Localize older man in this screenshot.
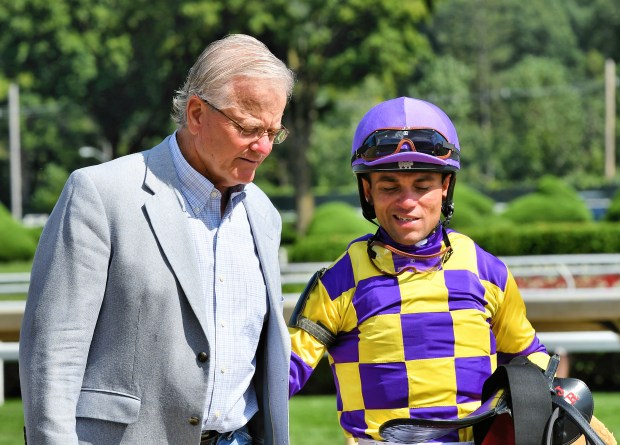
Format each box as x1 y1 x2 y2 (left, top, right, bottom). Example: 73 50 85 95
20 34 295 445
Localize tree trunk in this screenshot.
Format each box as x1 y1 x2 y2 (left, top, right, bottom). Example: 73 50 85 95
288 79 318 236
290 111 315 236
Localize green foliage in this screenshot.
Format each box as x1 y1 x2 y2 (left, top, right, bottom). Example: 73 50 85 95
449 183 496 230
536 175 579 197
288 233 360 262
500 176 592 224
463 222 620 256
0 203 37 262
29 163 69 213
306 202 374 236
307 80 384 193
0 260 33 273
0 0 436 225
502 195 590 224
281 220 298 246
493 57 587 182
288 202 374 262
603 188 620 222
0 398 25 445
2 0 620 228
427 0 606 188
290 395 343 444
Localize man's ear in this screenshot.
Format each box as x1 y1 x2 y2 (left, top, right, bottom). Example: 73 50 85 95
361 176 372 204
186 96 206 135
442 173 452 199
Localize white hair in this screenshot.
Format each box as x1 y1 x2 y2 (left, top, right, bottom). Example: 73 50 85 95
171 34 295 128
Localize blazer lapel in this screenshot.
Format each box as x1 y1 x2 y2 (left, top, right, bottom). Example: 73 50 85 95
141 139 210 338
243 190 280 312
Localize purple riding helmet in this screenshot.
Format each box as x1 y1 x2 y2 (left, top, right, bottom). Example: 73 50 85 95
351 97 461 224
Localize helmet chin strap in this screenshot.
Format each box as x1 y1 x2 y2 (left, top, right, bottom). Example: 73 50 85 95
368 223 453 265
442 202 454 226
441 173 457 226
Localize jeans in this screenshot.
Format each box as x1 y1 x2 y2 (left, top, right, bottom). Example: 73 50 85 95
216 427 252 445
201 426 252 445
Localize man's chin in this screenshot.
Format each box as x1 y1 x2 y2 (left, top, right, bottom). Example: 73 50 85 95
232 171 257 185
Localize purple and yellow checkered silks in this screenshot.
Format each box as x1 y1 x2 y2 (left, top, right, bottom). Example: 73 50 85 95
289 230 549 442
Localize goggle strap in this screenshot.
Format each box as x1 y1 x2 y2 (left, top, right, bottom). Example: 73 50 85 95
371 240 452 260
366 226 454 265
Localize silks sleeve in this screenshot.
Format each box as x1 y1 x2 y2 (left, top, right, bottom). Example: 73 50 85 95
492 270 550 370
288 267 343 396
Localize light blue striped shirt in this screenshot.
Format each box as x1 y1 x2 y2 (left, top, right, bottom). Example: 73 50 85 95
169 133 267 432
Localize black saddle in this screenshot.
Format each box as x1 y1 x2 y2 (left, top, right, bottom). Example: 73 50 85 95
379 355 605 445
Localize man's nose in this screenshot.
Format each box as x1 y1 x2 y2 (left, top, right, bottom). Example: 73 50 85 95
398 190 419 207
250 134 273 155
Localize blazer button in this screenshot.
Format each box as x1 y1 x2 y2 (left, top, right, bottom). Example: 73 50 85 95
197 352 209 362
188 416 200 426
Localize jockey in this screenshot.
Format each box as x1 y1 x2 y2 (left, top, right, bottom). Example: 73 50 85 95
288 97 550 444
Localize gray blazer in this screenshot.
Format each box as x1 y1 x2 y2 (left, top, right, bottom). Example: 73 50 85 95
19 137 291 445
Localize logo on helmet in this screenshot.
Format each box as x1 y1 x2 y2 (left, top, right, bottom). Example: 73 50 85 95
398 161 414 169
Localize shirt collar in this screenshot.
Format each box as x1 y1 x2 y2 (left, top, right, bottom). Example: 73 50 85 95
169 131 245 210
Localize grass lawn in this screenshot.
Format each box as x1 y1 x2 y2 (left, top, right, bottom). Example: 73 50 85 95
0 262 32 273
591 392 620 434
290 395 344 443
0 393 617 444
0 399 24 445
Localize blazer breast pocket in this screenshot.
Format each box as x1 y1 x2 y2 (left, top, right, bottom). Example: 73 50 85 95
76 388 142 424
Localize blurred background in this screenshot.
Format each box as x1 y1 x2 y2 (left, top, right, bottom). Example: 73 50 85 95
1 0 620 443
1 0 620 232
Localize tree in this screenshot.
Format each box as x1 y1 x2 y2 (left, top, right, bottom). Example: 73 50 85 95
5 0 615 224
0 0 435 232
0 0 190 211
207 0 435 233
425 0 607 187
492 56 589 181
571 0 620 61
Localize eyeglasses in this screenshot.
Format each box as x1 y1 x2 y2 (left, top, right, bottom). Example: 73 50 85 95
366 228 453 276
352 128 458 162
200 97 289 144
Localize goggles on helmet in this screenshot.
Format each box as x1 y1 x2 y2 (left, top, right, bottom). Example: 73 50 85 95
351 128 459 164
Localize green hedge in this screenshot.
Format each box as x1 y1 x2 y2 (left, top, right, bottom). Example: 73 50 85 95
289 233 364 262
290 221 620 262
288 202 375 262
604 188 620 222
464 222 620 256
449 183 497 230
288 181 620 261
500 175 592 224
0 204 38 262
306 201 375 236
